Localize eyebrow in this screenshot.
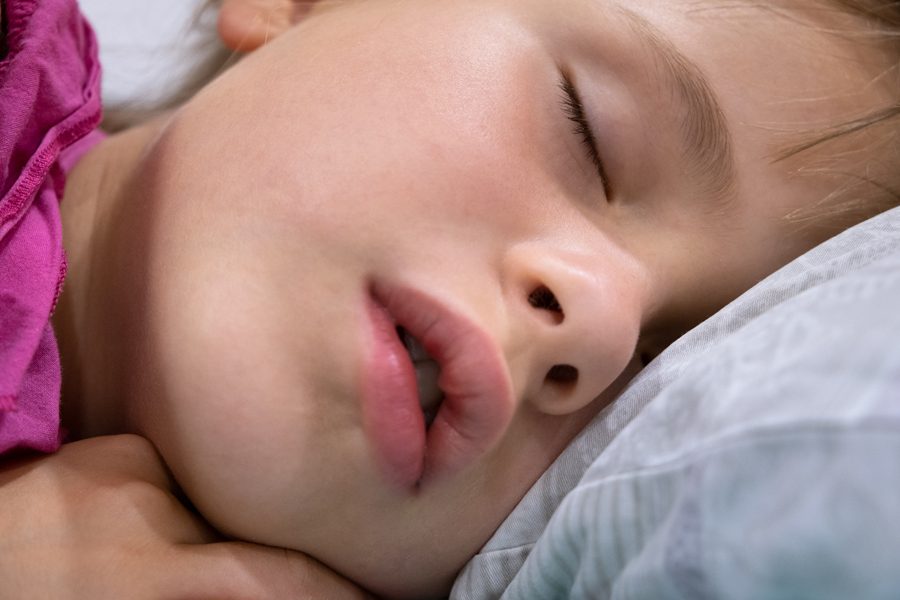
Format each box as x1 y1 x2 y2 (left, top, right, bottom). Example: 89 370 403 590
617 8 737 201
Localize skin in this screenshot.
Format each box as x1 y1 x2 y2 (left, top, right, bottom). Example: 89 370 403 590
52 0 894 597
0 435 371 599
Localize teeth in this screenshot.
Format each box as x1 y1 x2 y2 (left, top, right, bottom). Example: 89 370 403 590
398 328 445 425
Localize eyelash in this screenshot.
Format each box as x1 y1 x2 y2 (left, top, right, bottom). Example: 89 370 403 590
559 74 612 198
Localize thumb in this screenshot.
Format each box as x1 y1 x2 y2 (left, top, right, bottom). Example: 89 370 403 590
172 541 374 599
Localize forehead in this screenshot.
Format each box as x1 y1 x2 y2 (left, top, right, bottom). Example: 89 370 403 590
618 1 892 129
593 1 890 185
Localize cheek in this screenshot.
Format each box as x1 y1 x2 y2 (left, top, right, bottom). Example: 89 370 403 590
190 4 555 238
125 246 373 537
140 353 373 547
477 403 598 515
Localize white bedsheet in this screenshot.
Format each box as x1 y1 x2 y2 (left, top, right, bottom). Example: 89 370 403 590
454 207 900 599
79 0 210 108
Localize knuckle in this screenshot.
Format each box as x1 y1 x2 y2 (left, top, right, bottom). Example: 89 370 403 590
110 434 160 462
121 478 168 504
99 434 166 478
61 433 158 467
89 478 174 521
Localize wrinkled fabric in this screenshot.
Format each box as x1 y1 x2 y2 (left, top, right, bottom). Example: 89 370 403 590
502 210 900 600
0 0 102 454
451 206 900 599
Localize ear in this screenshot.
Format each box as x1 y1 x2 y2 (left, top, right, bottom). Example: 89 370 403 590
217 0 315 52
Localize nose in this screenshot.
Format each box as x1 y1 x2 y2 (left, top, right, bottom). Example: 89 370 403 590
502 242 645 416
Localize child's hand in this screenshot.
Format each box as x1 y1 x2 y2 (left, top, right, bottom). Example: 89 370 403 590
0 435 372 599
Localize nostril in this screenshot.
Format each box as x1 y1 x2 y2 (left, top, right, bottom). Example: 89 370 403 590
528 286 564 320
546 364 579 386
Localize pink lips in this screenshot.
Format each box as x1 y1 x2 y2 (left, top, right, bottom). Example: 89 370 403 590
361 282 515 491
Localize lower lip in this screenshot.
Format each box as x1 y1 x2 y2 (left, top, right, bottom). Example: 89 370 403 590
360 295 426 490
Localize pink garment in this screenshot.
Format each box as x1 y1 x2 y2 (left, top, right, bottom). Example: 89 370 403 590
0 0 102 454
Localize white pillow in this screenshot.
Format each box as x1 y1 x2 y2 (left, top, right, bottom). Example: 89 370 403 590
79 0 213 109
452 206 900 599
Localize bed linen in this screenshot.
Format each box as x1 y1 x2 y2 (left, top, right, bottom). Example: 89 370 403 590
78 0 210 109
453 206 900 599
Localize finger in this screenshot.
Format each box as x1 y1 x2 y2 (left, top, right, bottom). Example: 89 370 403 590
55 435 223 545
170 541 374 600
60 434 177 491
154 491 223 545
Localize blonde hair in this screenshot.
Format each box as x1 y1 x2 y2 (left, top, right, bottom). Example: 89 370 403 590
775 1 900 230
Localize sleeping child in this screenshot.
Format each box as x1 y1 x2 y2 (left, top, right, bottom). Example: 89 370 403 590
1 0 898 597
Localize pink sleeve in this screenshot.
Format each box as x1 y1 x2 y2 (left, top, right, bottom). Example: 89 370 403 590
0 0 102 455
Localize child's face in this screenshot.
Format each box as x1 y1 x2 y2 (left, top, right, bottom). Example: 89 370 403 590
116 0 886 596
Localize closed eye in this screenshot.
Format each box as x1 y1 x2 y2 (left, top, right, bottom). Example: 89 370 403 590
559 73 612 199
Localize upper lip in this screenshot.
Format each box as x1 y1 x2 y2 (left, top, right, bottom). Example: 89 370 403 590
371 281 515 485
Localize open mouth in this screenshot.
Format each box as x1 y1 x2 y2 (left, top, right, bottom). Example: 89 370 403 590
396 326 445 427
361 282 515 490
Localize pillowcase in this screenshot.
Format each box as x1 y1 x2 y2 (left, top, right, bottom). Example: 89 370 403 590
79 0 221 122
452 206 900 599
